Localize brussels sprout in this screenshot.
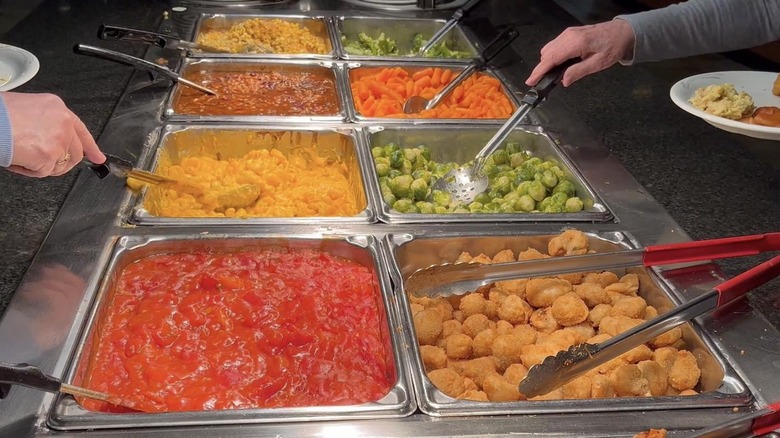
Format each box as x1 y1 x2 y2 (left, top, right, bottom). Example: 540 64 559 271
541 169 558 189
553 179 576 197
375 156 390 167
412 155 428 171
483 202 501 213
452 206 470 214
392 198 414 213
412 169 432 182
371 146 385 159
540 161 554 171
410 178 429 201
417 145 431 161
491 175 512 195
491 149 509 165
516 194 536 212
528 180 547 202
468 201 484 213
538 196 552 211
504 142 522 155
509 152 527 168
431 190 453 207
551 192 569 206
432 163 451 178
523 157 543 170
474 192 493 205
550 165 566 180
515 180 532 196
416 201 435 214
487 189 504 200
388 174 413 198
482 163 499 178
543 203 565 213
378 176 389 186
388 169 402 179
400 159 413 175
434 205 449 214
565 197 584 212
496 164 512 174
403 148 418 162
533 172 544 182
383 142 400 156
383 193 397 206
380 180 392 195
517 167 534 182
499 203 515 213
375 163 391 177
483 154 496 167
388 150 404 168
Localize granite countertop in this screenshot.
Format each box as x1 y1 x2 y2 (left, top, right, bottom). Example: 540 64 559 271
0 0 778 330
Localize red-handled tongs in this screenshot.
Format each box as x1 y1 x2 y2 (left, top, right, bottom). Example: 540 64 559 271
692 401 780 437
519 251 780 398
406 232 780 298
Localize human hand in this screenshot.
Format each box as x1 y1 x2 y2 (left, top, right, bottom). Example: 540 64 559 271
526 19 635 87
2 92 106 177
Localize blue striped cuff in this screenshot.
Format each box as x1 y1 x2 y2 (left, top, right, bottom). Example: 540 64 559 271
0 94 13 167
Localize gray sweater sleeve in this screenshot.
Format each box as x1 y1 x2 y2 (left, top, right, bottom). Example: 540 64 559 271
616 0 780 64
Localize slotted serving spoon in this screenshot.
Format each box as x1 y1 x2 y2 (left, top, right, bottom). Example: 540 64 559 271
97 24 231 54
417 0 481 56
430 58 578 205
404 27 518 114
0 361 144 412
519 252 780 398
73 44 218 96
405 232 780 298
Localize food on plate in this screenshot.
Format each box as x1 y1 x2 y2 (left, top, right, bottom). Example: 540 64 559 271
689 83 754 119
408 230 704 402
372 142 584 214
633 429 667 438
351 66 513 118
79 247 394 412
145 146 360 218
197 18 327 54
174 70 339 116
741 105 780 127
773 72 780 96
341 32 470 58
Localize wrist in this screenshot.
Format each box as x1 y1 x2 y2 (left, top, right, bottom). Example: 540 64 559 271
612 17 637 64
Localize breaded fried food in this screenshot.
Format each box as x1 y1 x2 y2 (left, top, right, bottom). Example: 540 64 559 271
497 295 533 324
562 375 592 399
503 363 529 386
633 429 667 438
551 292 589 326
483 373 522 402
459 292 488 318
492 249 515 263
588 303 612 327
472 328 496 357
414 308 443 345
610 296 647 319
610 364 650 396
450 356 499 386
461 314 490 338
548 229 589 256
591 373 615 398
526 278 572 307
428 368 467 398
668 350 701 391
493 333 526 370
457 390 489 401
446 333 474 359
529 307 562 334
564 322 595 344
638 360 668 396
574 282 611 307
420 345 448 371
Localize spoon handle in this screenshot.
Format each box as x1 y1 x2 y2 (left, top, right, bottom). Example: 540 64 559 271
417 0 481 55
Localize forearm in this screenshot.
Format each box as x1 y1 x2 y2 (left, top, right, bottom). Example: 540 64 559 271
0 94 12 167
617 0 780 64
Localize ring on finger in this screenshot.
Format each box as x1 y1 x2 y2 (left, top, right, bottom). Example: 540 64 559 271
55 152 71 165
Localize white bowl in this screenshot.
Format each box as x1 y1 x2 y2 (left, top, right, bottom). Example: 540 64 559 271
0 43 39 92
670 70 780 141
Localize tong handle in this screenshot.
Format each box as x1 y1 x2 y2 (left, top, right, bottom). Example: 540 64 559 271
644 232 780 267
73 44 179 83
98 24 169 48
455 0 481 18
715 254 780 306
0 362 61 396
84 154 133 179
520 57 580 108
754 401 780 436
474 27 519 69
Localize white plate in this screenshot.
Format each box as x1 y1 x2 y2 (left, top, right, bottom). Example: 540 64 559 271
670 70 780 141
0 43 40 91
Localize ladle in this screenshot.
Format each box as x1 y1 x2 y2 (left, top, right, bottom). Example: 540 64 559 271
403 27 518 114
430 58 578 205
417 0 481 56
73 44 218 96
0 361 145 412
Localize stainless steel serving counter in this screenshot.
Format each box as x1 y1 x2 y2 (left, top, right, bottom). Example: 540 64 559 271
0 1 778 437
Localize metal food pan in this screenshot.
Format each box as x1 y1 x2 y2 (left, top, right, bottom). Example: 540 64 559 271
49 233 414 430
344 61 519 124
383 230 751 417
129 124 377 225
189 14 336 59
334 16 477 62
363 125 612 223
164 59 348 122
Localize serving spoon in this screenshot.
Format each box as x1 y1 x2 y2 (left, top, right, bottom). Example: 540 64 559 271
403 27 518 114
417 0 481 56
430 58 578 205
73 44 218 96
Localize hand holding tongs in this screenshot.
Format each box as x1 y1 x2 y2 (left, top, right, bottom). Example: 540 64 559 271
517 233 780 398
406 232 780 298
97 24 228 54
73 44 218 96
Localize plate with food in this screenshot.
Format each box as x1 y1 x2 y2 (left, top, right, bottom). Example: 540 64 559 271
0 43 39 91
670 70 780 140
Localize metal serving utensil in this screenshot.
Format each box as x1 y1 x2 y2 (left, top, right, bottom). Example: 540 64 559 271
86 154 174 186
519 253 780 398
404 27 518 114
405 232 780 298
97 24 230 54
430 58 578 205
0 361 145 412
73 44 218 96
417 0 481 56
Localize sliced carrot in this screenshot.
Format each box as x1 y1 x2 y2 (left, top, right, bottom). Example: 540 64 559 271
414 76 432 89
431 68 442 88
412 68 433 81
405 80 414 97
440 69 453 85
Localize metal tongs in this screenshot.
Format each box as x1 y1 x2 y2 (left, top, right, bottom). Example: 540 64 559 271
0 361 143 412
85 154 172 186
417 0 481 56
516 234 780 398
406 232 780 298
97 24 229 54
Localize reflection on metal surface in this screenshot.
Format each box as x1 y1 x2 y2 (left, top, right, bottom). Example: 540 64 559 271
340 0 466 11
